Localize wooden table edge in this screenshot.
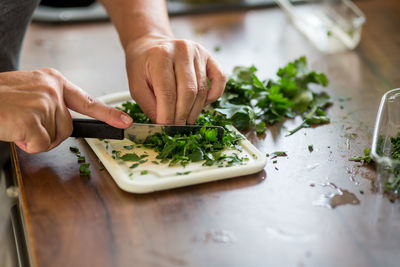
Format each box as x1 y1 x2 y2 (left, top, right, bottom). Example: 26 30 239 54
11 143 38 267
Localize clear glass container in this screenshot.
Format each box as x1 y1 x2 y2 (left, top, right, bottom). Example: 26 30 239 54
276 0 366 53
371 88 400 196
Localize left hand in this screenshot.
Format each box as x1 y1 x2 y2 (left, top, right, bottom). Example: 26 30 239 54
124 35 227 125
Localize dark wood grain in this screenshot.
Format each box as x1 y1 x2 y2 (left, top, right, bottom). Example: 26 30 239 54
14 0 400 266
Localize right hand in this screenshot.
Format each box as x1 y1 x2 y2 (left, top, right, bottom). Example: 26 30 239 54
0 68 133 153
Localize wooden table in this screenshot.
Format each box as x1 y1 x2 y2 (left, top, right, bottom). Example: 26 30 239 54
9 0 400 266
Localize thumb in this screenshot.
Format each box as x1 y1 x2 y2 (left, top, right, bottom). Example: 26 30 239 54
62 79 132 128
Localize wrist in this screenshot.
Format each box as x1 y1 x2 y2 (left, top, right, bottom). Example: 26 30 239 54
124 32 173 50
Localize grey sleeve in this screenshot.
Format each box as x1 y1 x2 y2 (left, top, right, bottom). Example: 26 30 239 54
0 0 40 168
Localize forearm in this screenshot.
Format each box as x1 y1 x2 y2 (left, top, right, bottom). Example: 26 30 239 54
99 0 174 49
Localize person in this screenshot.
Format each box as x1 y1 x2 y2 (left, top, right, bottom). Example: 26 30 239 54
0 0 227 158
0 0 226 265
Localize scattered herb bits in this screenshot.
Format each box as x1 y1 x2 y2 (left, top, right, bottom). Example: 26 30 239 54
140 170 149 175
129 163 140 169
177 171 191 176
308 145 314 153
79 163 91 176
119 153 141 162
70 146 79 153
348 148 372 164
70 146 90 177
269 151 288 159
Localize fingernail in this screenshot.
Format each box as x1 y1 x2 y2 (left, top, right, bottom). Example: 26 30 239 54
120 113 133 125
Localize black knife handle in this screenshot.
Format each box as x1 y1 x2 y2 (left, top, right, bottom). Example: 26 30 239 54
71 118 124 140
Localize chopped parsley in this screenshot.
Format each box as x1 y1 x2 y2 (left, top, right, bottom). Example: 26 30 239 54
119 153 141 162
269 151 288 159
79 163 91 176
70 146 90 177
129 163 140 169
349 148 372 164
140 170 149 175
212 56 330 135
177 171 191 175
69 146 79 153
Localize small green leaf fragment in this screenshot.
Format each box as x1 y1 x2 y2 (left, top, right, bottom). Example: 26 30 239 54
70 146 79 153
129 163 140 169
79 163 90 176
119 153 141 162
177 171 191 175
140 170 148 175
256 121 267 135
308 145 314 153
270 151 287 159
77 156 85 163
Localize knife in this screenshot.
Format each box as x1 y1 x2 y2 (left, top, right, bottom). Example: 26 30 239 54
71 118 224 143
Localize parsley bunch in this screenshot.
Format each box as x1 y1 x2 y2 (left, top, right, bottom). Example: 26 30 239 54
213 56 330 135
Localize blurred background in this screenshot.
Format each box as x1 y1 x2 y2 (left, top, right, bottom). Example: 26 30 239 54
33 0 304 22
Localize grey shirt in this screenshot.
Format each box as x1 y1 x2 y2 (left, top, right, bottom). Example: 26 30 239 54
0 0 40 167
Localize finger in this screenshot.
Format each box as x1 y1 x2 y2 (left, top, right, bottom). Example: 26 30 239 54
187 55 208 125
39 98 57 145
128 76 157 123
49 103 73 150
21 119 52 153
27 90 58 144
150 59 177 124
174 57 198 125
205 56 227 105
62 79 133 129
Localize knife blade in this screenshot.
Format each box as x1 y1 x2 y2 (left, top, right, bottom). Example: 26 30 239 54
71 118 224 143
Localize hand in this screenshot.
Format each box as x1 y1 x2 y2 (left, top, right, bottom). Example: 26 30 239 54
0 68 133 153
124 35 227 125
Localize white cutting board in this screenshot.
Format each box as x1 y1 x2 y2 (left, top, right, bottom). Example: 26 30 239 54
79 91 266 193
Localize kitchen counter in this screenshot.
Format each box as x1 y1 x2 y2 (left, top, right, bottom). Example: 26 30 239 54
9 0 400 266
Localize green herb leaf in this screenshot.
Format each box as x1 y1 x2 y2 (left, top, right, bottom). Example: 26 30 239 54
270 151 287 159
119 153 141 162
70 146 79 153
308 145 314 152
177 171 191 175
129 163 140 169
79 163 90 176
